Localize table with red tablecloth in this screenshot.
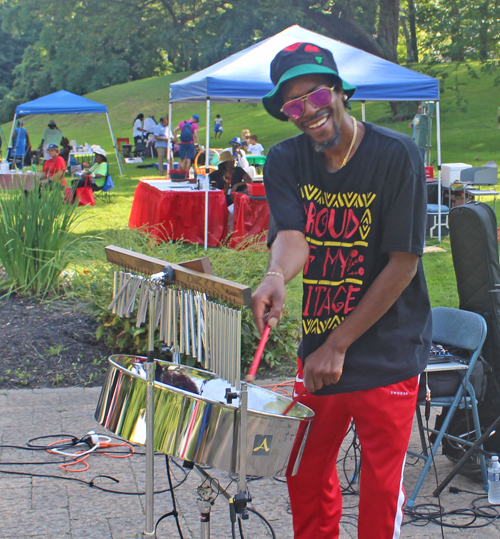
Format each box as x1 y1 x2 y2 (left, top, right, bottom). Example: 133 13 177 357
230 192 270 249
0 172 38 190
129 180 228 246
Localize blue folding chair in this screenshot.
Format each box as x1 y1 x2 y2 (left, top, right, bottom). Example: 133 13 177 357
406 306 488 508
96 174 115 202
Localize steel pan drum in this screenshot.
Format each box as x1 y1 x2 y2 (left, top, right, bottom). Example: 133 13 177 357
95 355 314 477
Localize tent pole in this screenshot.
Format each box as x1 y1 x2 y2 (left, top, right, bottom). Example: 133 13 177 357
204 97 211 251
436 101 442 242
167 101 172 177
8 113 17 150
106 112 123 177
361 102 366 122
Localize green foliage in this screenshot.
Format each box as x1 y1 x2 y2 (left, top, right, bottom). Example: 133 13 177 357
0 184 88 296
415 0 500 62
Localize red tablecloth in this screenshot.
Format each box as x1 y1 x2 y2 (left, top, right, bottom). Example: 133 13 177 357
0 172 37 190
129 181 228 246
230 192 270 249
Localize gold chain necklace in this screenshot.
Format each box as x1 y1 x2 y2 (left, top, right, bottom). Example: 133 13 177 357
340 116 358 169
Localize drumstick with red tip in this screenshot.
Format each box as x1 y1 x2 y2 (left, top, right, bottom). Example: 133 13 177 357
245 324 271 383
283 387 307 416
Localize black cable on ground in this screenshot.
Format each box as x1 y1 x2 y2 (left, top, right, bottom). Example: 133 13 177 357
154 456 186 538
247 507 277 539
237 515 245 539
404 501 499 529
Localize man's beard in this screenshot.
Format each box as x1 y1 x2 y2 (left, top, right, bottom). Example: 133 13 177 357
311 119 341 153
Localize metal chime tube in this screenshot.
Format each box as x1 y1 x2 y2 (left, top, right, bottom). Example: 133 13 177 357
143 289 156 538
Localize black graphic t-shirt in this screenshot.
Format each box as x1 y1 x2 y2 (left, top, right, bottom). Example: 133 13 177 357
264 122 432 396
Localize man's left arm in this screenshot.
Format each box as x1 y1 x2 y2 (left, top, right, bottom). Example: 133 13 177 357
303 251 419 393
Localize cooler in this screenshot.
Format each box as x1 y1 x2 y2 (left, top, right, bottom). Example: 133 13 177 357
442 163 472 188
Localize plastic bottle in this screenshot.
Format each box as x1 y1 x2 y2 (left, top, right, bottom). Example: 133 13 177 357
488 455 500 504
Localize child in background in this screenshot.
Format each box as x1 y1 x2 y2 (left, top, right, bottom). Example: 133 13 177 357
213 115 223 139
240 129 251 150
246 135 264 155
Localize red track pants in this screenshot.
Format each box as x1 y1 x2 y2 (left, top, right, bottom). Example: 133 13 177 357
287 361 419 539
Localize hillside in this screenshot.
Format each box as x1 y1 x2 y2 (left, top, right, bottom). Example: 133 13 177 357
1 62 499 167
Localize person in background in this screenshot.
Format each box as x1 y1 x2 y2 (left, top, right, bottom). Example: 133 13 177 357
132 113 146 145
240 128 251 150
409 104 423 140
58 137 72 163
71 146 108 199
154 116 173 175
40 120 63 160
12 120 30 169
213 114 223 139
173 114 200 172
246 135 264 155
40 144 66 186
252 42 431 539
226 137 249 169
209 150 252 203
143 115 157 137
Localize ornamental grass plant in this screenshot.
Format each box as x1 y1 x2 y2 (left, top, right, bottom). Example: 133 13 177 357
0 184 88 296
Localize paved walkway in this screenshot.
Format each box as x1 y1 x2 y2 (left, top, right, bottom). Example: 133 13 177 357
0 386 499 538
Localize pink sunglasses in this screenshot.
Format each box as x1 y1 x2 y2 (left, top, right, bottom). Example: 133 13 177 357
281 87 335 119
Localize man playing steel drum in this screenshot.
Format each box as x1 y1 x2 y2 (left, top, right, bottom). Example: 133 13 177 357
251 42 431 539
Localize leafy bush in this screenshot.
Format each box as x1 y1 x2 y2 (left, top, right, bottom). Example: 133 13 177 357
0 184 89 296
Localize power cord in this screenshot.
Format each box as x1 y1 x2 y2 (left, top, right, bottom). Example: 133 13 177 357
154 456 187 538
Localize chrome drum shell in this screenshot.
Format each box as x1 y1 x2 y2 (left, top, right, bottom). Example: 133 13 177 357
95 355 314 477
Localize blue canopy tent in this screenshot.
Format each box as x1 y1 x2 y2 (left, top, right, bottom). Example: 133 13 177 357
170 25 443 248
8 90 123 175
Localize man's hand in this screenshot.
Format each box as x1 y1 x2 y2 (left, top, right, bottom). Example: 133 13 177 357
303 340 346 393
251 275 286 335
251 230 309 335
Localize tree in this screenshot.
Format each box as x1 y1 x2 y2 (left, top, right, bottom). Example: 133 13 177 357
285 0 401 63
416 0 500 62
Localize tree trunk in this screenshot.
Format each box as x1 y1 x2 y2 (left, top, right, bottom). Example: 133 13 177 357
400 15 415 63
299 4 388 60
377 0 400 63
407 0 418 62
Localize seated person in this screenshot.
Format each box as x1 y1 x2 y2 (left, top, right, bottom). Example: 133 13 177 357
209 150 252 205
58 137 72 163
246 135 264 155
71 146 108 200
40 144 66 186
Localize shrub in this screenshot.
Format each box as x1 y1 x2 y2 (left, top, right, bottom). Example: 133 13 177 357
0 184 88 296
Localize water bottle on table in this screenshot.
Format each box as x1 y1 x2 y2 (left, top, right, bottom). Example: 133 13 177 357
488 455 500 504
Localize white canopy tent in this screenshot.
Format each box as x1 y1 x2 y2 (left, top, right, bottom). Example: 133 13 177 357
169 25 442 249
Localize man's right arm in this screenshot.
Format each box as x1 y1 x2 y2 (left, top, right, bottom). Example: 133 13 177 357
251 229 309 334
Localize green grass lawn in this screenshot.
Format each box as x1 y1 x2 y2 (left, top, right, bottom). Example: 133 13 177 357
3 61 500 317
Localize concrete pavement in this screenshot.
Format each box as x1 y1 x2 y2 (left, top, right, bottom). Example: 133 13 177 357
0 386 499 538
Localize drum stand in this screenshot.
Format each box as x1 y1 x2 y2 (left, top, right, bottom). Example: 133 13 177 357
193 382 249 539
104 247 253 539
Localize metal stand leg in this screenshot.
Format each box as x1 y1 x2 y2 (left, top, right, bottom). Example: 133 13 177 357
141 291 156 539
433 413 500 497
234 383 249 520
197 498 213 539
